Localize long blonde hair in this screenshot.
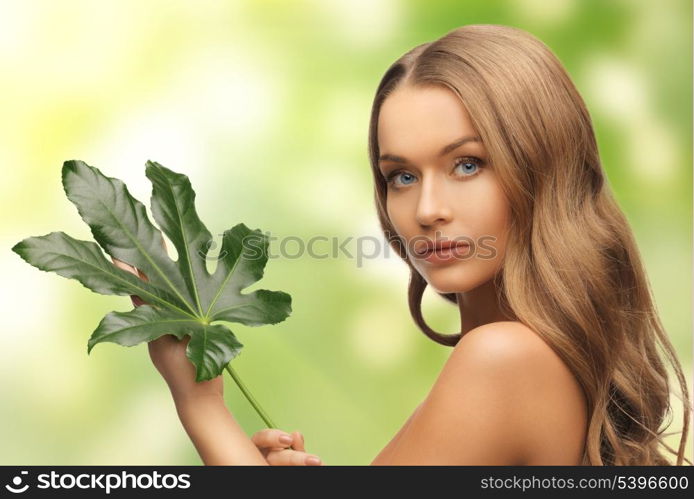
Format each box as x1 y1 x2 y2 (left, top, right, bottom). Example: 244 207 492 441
367 24 692 465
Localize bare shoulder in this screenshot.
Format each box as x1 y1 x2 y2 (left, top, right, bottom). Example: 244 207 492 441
372 320 587 465
452 320 564 370
454 321 588 464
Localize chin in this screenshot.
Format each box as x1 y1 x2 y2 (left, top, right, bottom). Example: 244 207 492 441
420 263 488 294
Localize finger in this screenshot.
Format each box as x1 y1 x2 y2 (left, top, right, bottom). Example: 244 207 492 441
111 257 149 305
112 257 137 275
266 449 322 466
149 333 184 348
251 429 296 450
135 268 148 282
111 257 149 281
290 431 305 452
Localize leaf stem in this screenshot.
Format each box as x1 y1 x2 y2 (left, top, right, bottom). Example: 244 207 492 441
224 363 276 429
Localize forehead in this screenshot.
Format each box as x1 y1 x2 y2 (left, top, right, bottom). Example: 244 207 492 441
377 84 480 154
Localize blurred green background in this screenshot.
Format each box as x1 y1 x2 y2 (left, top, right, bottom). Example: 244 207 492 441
0 0 691 465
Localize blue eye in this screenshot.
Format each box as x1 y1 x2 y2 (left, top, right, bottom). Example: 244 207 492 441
453 157 483 176
385 156 484 189
388 171 417 187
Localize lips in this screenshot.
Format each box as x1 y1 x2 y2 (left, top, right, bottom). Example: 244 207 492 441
414 238 470 257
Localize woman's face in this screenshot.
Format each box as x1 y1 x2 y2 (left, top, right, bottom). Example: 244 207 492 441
377 83 510 294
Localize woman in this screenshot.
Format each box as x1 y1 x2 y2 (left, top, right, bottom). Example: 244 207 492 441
115 24 691 465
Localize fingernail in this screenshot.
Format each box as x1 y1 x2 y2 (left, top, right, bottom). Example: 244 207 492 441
306 456 321 466
279 435 292 445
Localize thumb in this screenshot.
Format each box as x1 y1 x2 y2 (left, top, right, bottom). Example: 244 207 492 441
290 431 305 451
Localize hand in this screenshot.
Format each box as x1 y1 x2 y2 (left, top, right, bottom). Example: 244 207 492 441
251 429 323 466
111 255 223 401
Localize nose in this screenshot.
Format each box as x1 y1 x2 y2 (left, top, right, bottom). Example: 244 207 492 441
415 175 453 228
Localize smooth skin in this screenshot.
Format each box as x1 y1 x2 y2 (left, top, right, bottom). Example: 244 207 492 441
378 83 514 332
111 83 587 465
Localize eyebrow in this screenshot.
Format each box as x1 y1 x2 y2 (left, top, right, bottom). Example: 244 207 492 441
378 135 482 164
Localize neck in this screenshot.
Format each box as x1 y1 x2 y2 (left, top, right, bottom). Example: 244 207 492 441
457 277 514 336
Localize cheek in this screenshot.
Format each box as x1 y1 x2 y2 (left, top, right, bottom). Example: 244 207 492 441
386 195 408 234
480 195 510 260
481 198 509 239
462 182 510 258
385 197 401 243
386 196 418 258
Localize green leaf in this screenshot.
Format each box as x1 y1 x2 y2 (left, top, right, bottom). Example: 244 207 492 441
13 159 292 382
144 161 212 317
11 231 191 316
61 160 197 315
143 161 292 328
186 323 244 382
87 305 243 382
88 305 199 352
